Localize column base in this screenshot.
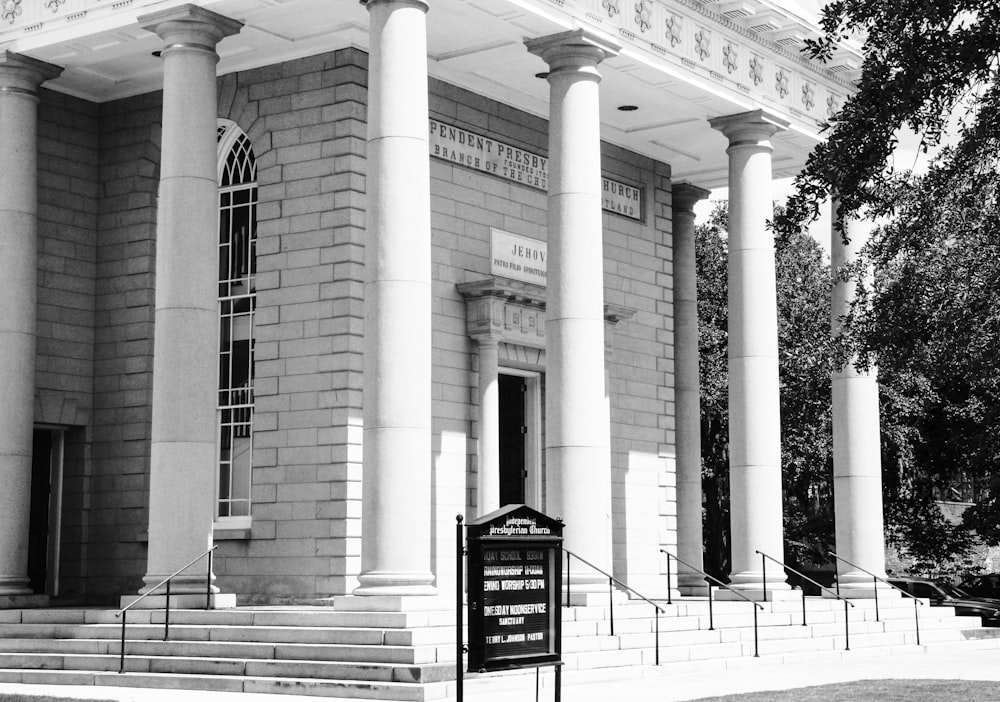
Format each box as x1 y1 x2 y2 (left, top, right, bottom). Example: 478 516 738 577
353 571 437 598
119 592 237 610
0 594 49 610
678 583 710 598
563 589 629 607
825 583 900 600
714 587 800 602
0 576 33 596
331 594 446 612
678 572 710 597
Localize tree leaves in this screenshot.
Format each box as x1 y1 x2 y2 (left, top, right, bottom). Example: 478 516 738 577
783 0 1000 235
696 204 834 575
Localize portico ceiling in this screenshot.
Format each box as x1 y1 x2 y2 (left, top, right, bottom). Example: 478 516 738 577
1 0 860 189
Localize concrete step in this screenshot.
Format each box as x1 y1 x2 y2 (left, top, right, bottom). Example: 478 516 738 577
0 668 452 701
0 637 441 664
2 600 996 701
0 652 453 684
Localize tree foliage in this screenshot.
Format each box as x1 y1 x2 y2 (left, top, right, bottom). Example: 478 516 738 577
844 162 1000 568
784 0 1000 230
779 0 1000 572
696 204 834 579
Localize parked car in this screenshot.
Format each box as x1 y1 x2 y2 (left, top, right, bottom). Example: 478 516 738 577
959 573 1000 599
888 576 1000 626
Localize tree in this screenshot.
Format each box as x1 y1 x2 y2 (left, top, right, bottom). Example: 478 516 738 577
784 0 1000 230
842 163 1000 570
696 204 834 580
780 0 1000 571
696 206 731 580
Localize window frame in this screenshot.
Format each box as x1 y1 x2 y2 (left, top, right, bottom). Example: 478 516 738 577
214 120 258 534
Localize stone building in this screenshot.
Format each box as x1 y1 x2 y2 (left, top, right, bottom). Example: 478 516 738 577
0 0 885 610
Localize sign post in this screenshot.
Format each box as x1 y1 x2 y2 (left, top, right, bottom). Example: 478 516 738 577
460 504 563 701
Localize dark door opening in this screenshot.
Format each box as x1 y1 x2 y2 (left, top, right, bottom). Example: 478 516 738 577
498 374 527 506
28 430 52 594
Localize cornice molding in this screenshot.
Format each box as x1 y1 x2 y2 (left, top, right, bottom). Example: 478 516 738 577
550 0 858 128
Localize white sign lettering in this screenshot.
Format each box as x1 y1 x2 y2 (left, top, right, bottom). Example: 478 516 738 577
602 179 643 219
491 229 547 286
429 120 643 220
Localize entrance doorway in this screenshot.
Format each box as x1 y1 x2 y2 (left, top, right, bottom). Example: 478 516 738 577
497 371 541 509
28 428 63 596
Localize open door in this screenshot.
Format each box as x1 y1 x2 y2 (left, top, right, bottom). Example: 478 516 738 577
28 429 63 596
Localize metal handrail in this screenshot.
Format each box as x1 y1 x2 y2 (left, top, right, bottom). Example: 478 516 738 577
829 550 923 645
115 545 219 673
757 550 855 650
563 548 665 665
661 549 764 658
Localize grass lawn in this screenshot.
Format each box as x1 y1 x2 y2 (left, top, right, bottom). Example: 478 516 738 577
693 679 998 701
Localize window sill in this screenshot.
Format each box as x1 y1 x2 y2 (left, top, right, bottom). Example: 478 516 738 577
214 516 252 540
214 527 251 540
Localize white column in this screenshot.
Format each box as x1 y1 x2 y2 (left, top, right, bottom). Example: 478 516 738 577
476 337 501 516
136 6 242 602
831 205 888 595
708 110 790 596
526 30 620 591
672 183 710 596
355 0 436 597
0 51 62 597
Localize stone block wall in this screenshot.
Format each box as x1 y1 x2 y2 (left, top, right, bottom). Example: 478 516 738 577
74 91 162 598
36 89 100 598
427 81 675 598
37 46 677 602
602 146 675 596
213 49 368 601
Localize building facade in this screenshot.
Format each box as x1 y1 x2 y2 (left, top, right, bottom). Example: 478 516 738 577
0 0 883 608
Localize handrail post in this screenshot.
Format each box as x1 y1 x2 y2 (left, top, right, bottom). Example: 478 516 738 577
761 553 767 603
654 606 660 666
666 553 672 606
801 584 807 626
708 584 714 631
565 550 571 608
830 550 924 647
873 575 880 621
608 576 615 636
118 609 126 674
206 548 214 609
752 603 759 657
844 599 850 651
164 579 171 641
456 515 464 702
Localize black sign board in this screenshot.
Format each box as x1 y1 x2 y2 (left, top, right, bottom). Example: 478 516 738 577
466 505 563 673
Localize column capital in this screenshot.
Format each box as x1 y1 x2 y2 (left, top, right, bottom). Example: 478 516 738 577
672 182 711 215
362 0 429 12
139 4 243 51
525 29 621 72
472 334 501 349
709 109 789 148
0 51 63 96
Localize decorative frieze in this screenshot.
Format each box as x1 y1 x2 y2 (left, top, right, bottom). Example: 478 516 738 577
634 0 652 32
775 68 789 98
1 0 21 25
537 0 857 129
722 42 737 73
665 14 682 47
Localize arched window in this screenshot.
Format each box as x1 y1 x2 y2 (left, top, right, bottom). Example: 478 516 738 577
216 120 257 524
